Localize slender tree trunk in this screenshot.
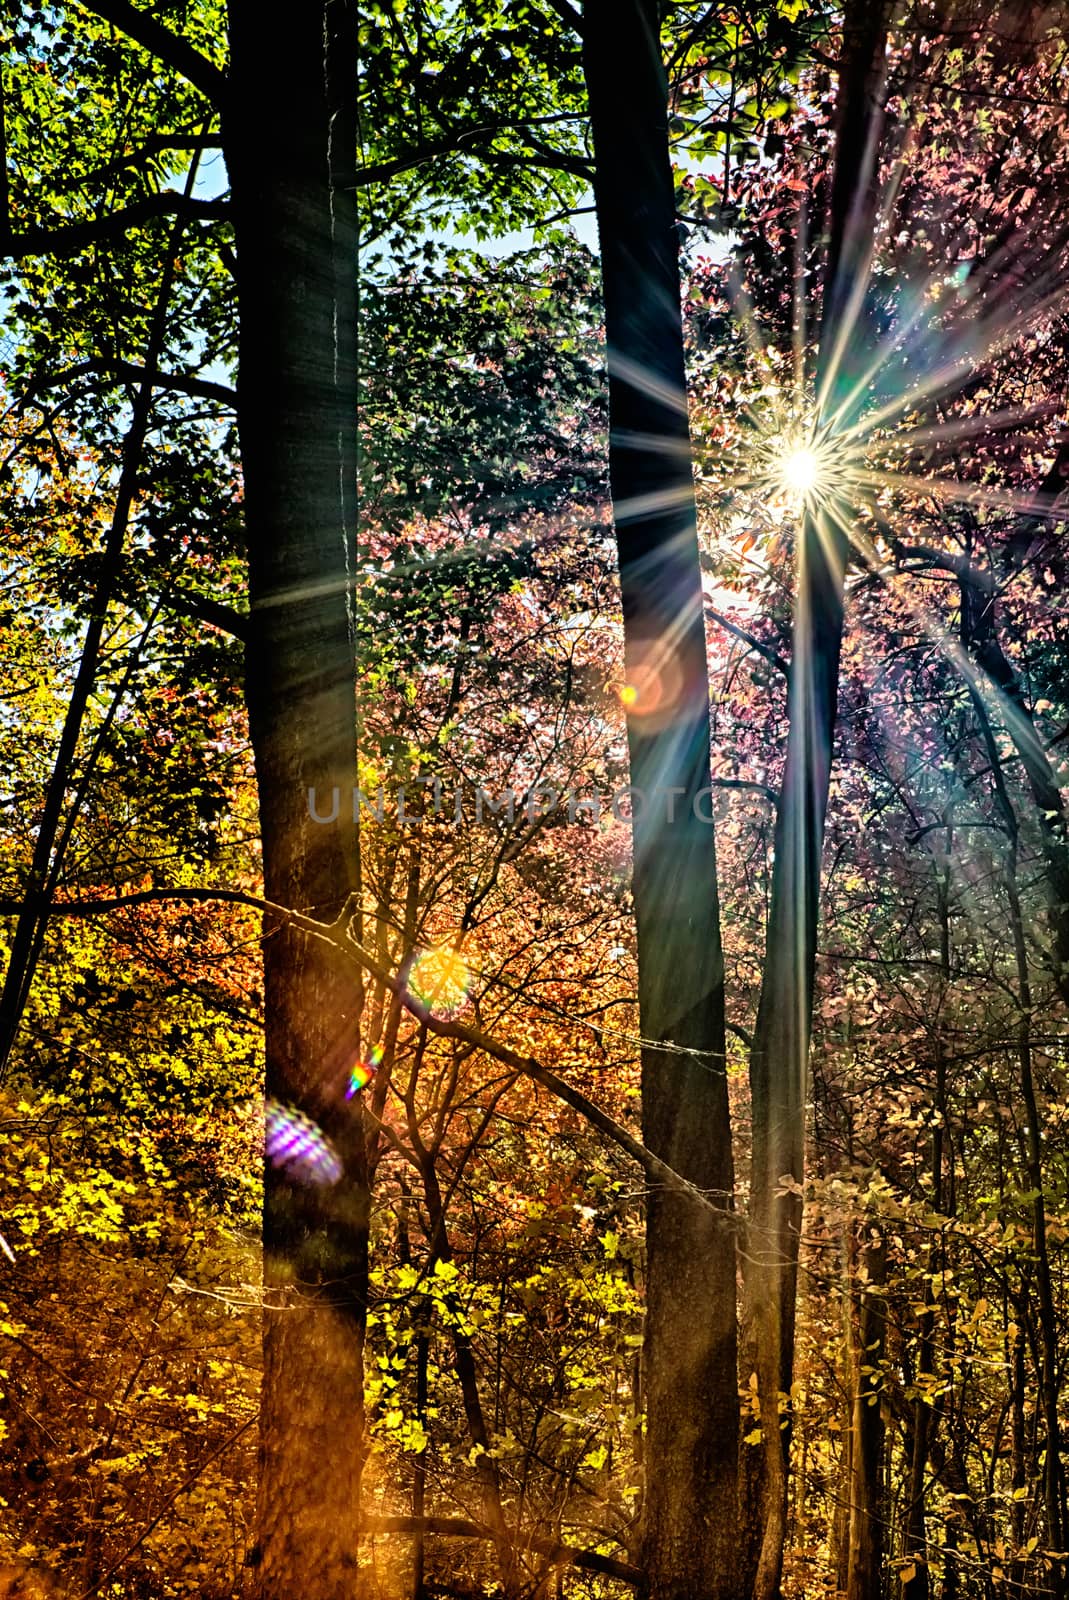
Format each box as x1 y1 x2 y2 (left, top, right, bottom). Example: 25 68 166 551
1008 1317 1028 1598
418 1147 519 1595
903 854 953 1600
1007 855 1065 1568
902 1213 937 1598
413 1317 430 1600
962 674 1066 1571
0 161 200 1072
967 608 1069 1012
846 1229 887 1600
745 7 891 1594
942 1514 958 1600
582 5 739 1596
832 1222 856 1595
225 5 366 1596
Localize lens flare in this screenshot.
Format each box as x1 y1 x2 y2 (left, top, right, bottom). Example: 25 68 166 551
409 946 471 1017
760 428 850 512
346 1043 383 1098
618 636 687 730
264 1101 343 1187
781 445 820 496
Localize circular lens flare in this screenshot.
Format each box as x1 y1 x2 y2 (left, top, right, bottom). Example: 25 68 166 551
409 946 471 1018
618 638 687 731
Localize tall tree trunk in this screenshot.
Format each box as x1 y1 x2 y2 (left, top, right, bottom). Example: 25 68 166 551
902 852 952 1600
1007 852 1065 1569
582 5 740 1597
418 1145 520 1595
0 159 201 1072
846 1228 887 1600
224 5 366 1596
832 1222 856 1595
745 6 891 1595
962 674 1066 1572
965 586 1069 1012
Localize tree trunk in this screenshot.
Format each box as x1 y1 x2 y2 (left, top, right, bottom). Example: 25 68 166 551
942 1515 958 1600
832 1224 856 1596
413 1317 430 1600
902 855 953 1600
961 671 1066 1572
419 1142 519 1595
582 5 740 1597
1007 856 1065 1569
846 1229 887 1600
224 5 366 1596
0 166 200 1072
967 604 1069 1012
745 6 892 1595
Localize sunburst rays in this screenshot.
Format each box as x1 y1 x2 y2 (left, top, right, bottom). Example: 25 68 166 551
690 166 1069 589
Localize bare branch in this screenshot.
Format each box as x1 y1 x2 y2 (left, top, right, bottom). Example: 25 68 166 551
354 118 589 188
892 540 995 593
54 132 223 192
714 777 778 806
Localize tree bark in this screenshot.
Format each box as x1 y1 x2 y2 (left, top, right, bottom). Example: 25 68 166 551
902 851 953 1600
417 1142 520 1596
845 1229 887 1600
224 5 366 1596
582 5 740 1597
961 673 1066 1572
0 159 202 1074
744 6 892 1595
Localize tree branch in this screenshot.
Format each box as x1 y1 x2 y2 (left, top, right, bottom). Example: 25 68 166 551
892 540 995 593
21 358 236 408
1004 434 1069 568
354 119 589 188
533 0 584 36
8 195 228 260
714 777 778 806
364 1515 640 1584
74 0 228 106
483 148 594 180
0 887 738 1233
54 132 223 192
162 588 248 640
80 1417 255 1599
0 54 11 256
706 602 789 677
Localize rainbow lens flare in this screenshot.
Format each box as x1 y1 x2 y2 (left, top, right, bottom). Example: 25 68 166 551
346 1043 383 1099
264 1101 343 1187
409 945 471 1017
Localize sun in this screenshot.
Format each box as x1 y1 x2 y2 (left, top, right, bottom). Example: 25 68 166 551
780 445 821 498
754 424 852 515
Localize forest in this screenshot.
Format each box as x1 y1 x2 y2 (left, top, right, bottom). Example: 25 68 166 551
1 2 1068 1598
